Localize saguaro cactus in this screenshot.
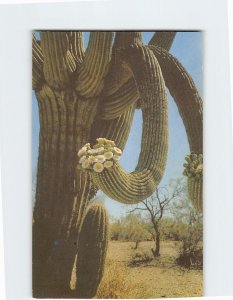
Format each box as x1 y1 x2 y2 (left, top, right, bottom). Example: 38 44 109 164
32 31 202 298
76 202 109 298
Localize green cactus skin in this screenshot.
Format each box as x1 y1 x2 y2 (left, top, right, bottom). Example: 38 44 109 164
32 31 202 297
76 203 109 299
92 45 168 203
188 177 203 212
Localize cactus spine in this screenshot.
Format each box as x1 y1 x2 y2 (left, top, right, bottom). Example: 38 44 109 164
32 31 202 297
75 203 109 298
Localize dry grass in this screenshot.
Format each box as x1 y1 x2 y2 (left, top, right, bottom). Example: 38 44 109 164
96 241 203 299
96 260 140 299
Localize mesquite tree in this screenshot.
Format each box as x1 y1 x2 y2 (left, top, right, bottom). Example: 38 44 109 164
128 182 184 257
32 31 203 298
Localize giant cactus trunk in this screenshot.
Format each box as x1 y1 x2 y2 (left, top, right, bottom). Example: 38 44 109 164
33 88 97 297
32 31 202 298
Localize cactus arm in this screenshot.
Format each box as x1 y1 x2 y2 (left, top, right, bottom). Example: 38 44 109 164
100 32 177 119
90 45 168 204
102 32 142 97
114 32 142 48
40 31 76 89
149 45 202 153
149 45 203 211
100 78 139 120
32 34 44 90
92 102 136 150
99 32 142 119
149 31 177 50
75 203 109 298
103 32 176 97
76 32 114 97
66 31 85 67
188 176 203 212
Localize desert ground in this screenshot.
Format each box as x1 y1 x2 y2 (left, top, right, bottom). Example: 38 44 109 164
97 241 203 299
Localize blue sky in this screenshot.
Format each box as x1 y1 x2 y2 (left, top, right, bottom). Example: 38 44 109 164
32 31 203 217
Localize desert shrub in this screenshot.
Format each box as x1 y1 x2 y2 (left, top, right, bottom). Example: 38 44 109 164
128 251 154 267
110 219 122 241
96 260 139 298
175 222 203 270
176 243 203 269
110 213 151 245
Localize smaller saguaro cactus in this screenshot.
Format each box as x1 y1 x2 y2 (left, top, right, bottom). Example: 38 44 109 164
75 202 109 298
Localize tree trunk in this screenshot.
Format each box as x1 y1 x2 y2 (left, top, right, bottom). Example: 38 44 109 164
133 240 140 249
151 223 160 257
33 85 98 298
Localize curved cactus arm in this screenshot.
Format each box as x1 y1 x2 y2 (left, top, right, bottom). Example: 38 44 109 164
92 102 136 150
40 31 76 89
76 32 114 98
32 34 44 90
100 78 139 120
149 31 177 50
80 45 168 204
149 45 202 153
100 32 177 119
149 45 203 211
103 32 142 97
75 202 109 298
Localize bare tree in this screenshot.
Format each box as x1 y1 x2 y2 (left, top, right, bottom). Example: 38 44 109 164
128 180 184 257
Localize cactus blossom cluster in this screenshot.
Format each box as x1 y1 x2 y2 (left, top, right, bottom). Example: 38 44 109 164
183 153 203 179
77 138 122 173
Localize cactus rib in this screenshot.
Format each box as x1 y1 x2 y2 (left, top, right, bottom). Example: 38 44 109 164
66 31 85 67
149 31 177 50
76 32 114 97
40 31 75 89
100 78 139 120
32 34 44 90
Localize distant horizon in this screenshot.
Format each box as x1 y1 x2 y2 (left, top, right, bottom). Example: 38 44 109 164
32 31 203 218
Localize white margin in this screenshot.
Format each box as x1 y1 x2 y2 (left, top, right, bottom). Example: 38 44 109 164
0 0 233 299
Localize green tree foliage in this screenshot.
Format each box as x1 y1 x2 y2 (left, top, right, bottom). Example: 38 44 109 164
110 213 150 247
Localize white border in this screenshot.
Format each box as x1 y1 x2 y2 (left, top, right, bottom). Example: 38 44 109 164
0 0 233 299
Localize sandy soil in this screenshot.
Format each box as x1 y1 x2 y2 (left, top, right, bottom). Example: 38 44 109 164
98 240 203 298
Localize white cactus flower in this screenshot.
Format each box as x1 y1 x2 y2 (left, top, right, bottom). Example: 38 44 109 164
84 143 91 149
104 161 113 168
113 155 121 161
79 156 87 164
78 147 87 157
96 155 106 163
93 162 104 173
88 149 96 155
96 138 105 144
82 159 90 169
96 147 105 154
105 139 115 147
88 156 97 164
104 151 114 160
114 147 122 155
